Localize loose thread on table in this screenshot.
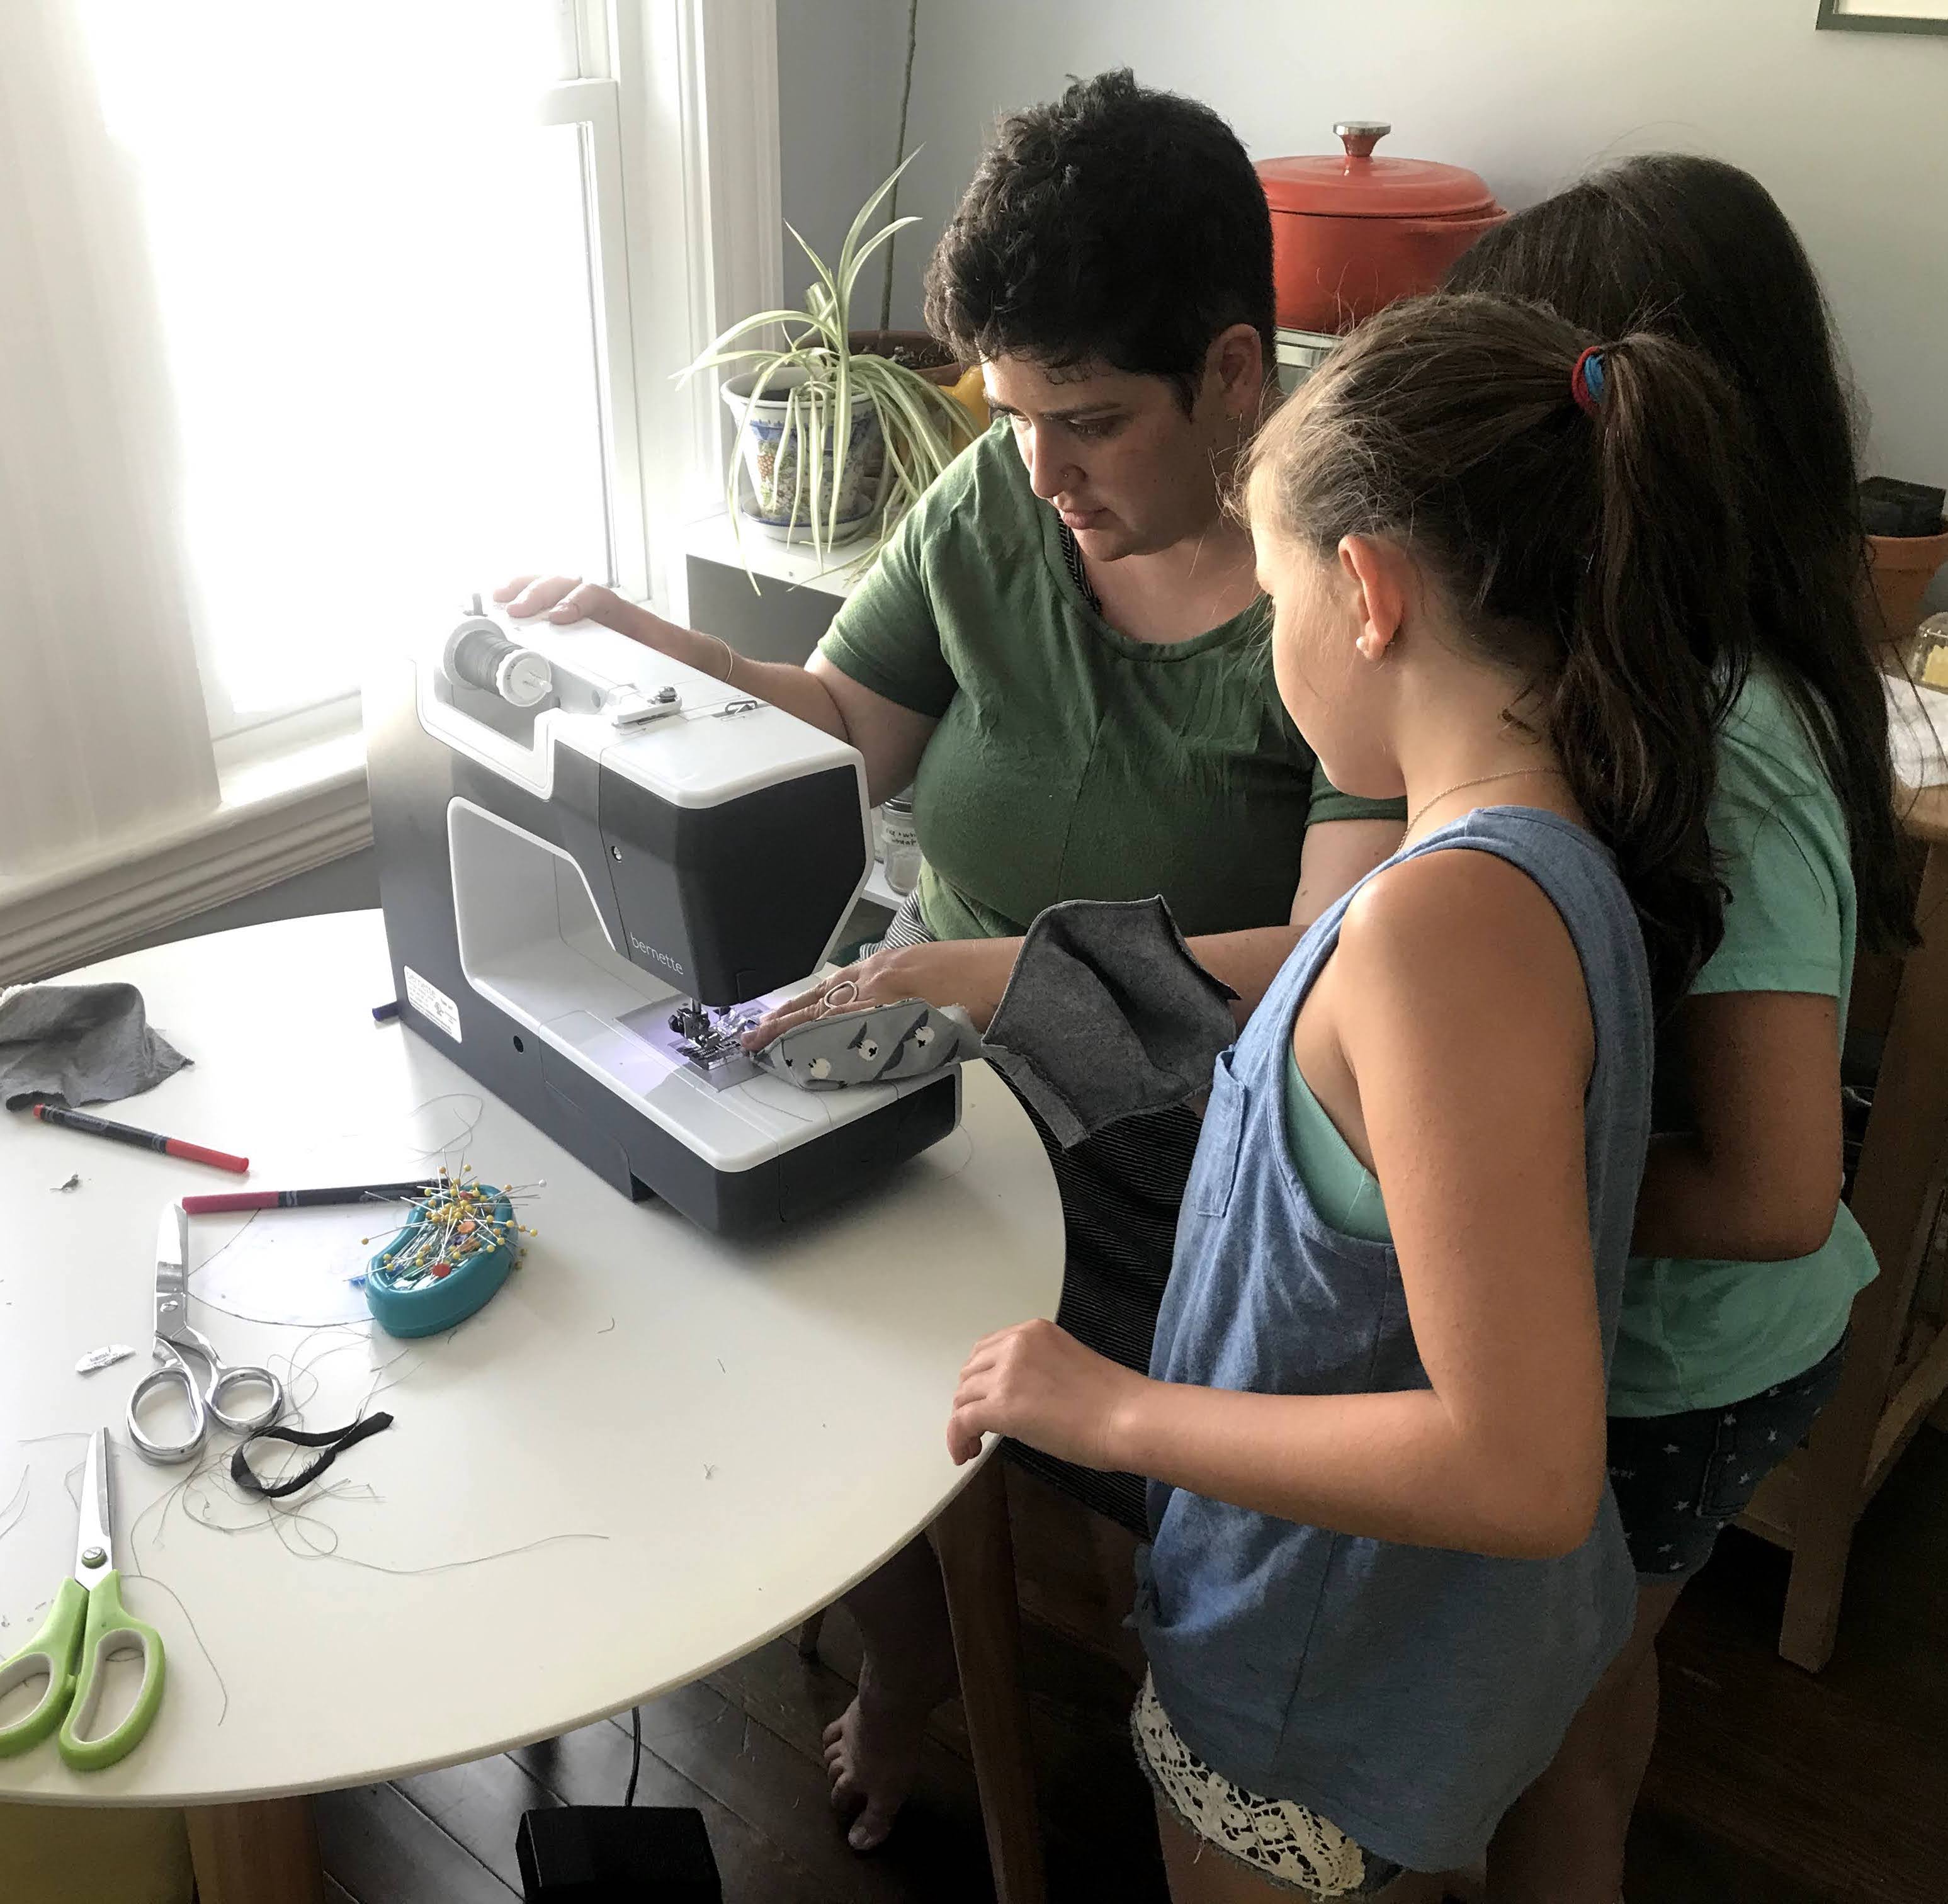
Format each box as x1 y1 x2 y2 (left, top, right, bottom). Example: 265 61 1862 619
127 1443 225 1563
283 1091 487 1181
276 1325 382 1409
186 1206 265 1285
404 1091 486 1174
0 1469 28 1546
266 1323 422 1419
122 1553 231 1728
171 1460 606 1580
360 1359 422 1412
123 1330 608 1584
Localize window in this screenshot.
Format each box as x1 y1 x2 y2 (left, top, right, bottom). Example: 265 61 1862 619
1 0 776 979
76 2 632 747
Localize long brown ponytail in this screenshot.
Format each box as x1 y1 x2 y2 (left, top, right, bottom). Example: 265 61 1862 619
1250 292 1755 1002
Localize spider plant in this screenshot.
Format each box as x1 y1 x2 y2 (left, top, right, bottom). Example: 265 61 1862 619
682 156 977 572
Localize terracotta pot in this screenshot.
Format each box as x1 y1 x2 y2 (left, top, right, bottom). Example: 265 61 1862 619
847 329 961 386
1258 122 1505 334
1868 522 1948 651
849 328 989 436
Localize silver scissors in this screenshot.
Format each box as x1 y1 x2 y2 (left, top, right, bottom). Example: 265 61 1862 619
127 1203 285 1465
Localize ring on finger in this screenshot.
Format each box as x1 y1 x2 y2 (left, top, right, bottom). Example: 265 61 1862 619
818 978 860 1017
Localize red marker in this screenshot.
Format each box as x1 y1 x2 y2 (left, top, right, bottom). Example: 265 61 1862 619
30 1103 249 1174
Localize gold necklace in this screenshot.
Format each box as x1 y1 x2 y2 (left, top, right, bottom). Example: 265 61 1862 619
1404 767 1567 840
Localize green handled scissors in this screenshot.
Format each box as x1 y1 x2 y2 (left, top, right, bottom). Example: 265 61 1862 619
0 1427 164 1771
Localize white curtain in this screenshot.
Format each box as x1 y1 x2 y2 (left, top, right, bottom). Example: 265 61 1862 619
0 0 218 883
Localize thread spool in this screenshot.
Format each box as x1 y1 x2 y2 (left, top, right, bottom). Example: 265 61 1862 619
445 618 553 708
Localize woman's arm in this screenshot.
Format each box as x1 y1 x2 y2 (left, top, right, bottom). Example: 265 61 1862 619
495 577 936 803
751 795 1405 1051
1631 990 1843 1261
1186 817 1405 1024
949 852 1610 1561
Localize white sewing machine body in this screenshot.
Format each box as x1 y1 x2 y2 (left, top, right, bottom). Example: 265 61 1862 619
364 608 959 1234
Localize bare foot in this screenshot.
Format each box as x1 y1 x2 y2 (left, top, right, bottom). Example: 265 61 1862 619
823 1685 936 1850
823 1531 960 1851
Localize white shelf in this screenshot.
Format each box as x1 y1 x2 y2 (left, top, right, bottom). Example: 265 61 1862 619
675 510 866 602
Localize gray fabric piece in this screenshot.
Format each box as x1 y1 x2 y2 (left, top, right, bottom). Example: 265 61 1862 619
753 999 980 1091
0 982 191 1111
980 897 1238 1150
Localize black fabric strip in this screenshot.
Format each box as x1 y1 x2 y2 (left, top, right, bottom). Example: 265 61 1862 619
230 1412 395 1499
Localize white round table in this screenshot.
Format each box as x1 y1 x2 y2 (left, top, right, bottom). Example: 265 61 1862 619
0 912 1062 1890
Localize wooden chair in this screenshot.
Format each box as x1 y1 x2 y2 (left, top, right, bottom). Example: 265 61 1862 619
1738 794 1948 1670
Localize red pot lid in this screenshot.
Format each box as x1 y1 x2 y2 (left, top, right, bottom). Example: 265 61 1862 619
1258 121 1497 220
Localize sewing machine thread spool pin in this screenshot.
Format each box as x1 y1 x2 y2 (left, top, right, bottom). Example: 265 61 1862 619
445 621 553 709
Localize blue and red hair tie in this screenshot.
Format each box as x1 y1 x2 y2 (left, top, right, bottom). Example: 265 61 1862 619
1570 346 1607 417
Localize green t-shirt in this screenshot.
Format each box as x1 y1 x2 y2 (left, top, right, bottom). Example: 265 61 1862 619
1612 670 1877 1415
818 424 1405 942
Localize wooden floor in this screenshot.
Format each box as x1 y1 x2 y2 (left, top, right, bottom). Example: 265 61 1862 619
316 1429 1948 1903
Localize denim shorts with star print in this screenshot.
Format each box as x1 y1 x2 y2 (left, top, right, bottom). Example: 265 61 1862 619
1605 1334 1848 1580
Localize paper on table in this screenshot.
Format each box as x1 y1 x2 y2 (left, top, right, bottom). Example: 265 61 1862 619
190 1202 414 1327
1883 672 1948 790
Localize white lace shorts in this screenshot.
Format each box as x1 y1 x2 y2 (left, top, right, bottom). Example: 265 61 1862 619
1132 1675 1405 1897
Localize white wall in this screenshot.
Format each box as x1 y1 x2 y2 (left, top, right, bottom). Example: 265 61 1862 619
776 0 917 323
825 0 1945 519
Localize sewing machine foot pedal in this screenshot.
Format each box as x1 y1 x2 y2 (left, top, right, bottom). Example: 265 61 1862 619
516 1805 722 1901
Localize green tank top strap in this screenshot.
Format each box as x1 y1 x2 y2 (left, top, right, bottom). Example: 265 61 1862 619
1282 1050 1391 1244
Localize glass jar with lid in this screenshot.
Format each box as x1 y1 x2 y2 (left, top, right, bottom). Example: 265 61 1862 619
880 791 921 897
1910 612 1948 694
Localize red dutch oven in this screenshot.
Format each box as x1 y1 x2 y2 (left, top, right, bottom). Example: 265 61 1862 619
1257 122 1506 334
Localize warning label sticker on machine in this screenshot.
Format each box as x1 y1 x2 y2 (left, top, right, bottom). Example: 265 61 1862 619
403 965 463 1043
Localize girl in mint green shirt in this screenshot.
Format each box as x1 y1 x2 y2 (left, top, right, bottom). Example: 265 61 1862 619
1450 154 1917 1900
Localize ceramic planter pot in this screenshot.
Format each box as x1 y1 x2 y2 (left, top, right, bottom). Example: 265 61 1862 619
722 368 885 544
1258 122 1505 334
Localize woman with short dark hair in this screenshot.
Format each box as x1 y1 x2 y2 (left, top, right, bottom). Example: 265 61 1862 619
504 71 1403 1850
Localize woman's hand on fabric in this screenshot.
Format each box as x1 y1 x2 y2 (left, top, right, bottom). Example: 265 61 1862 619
741 937 1021 1051
946 1319 1152 1470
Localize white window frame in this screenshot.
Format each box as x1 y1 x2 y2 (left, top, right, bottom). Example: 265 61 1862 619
0 0 781 982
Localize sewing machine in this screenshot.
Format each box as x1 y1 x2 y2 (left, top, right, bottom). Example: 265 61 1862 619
363 604 959 1235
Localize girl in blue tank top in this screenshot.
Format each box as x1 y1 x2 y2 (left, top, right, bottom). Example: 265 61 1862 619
948 292 1764 1899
